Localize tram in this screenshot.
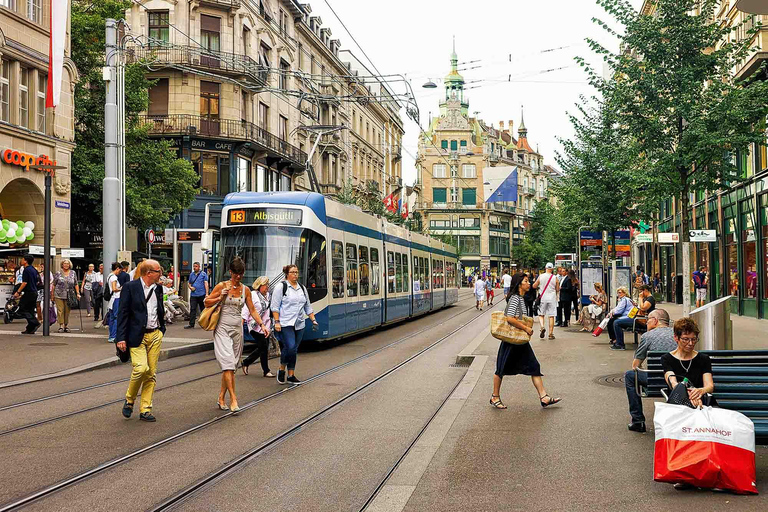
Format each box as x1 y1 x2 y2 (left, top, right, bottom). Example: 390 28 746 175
208 191 459 342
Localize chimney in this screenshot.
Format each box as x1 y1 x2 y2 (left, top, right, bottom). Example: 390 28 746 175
508 120 514 132
499 121 504 129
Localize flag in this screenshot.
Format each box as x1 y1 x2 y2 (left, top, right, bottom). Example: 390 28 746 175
46 0 70 108
401 202 408 219
383 193 395 212
397 198 402 214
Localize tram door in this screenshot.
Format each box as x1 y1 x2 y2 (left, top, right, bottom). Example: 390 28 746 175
344 234 360 333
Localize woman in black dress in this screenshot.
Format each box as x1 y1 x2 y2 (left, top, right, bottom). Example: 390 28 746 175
490 273 563 409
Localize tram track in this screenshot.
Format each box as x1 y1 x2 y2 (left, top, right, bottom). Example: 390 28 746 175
0 302 488 512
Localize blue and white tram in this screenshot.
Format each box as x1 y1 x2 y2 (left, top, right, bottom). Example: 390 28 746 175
215 191 459 342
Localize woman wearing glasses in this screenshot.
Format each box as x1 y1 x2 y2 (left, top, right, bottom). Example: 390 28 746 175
271 264 318 385
661 317 714 408
206 257 264 412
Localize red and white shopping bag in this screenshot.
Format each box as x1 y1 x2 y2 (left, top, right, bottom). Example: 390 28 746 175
653 402 758 494
592 316 610 337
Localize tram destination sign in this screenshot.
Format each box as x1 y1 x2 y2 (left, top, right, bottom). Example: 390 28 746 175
228 208 303 226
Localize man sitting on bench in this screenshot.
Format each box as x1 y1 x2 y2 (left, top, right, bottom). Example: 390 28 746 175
623 309 676 433
612 284 656 350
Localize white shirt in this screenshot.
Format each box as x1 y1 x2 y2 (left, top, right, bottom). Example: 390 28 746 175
142 280 159 329
129 268 137 280
92 272 103 285
502 274 512 288
15 268 22 285
474 279 485 296
536 272 558 302
107 273 121 309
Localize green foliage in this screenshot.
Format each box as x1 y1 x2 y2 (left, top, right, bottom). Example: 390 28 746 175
71 0 198 231
334 179 408 227
519 201 579 266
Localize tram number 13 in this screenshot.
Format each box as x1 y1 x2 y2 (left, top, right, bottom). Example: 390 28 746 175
230 210 246 224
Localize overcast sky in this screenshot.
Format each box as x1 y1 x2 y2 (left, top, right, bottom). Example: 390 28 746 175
306 0 643 185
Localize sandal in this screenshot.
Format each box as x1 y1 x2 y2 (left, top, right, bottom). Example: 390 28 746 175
548 334 555 340
64 327 70 333
490 395 507 409
540 394 562 408
539 328 546 339
57 327 64 333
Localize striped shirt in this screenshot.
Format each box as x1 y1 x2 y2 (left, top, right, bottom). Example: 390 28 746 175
505 295 524 320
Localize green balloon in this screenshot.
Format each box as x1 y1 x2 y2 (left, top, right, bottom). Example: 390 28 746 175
6 234 16 243
1 219 9 229
15 221 24 229
0 234 6 243
0 229 5 238
26 232 34 241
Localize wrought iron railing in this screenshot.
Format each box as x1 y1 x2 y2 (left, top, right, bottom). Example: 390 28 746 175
200 0 241 8
140 114 308 166
126 45 268 86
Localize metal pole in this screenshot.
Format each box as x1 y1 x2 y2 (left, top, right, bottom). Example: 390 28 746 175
103 19 121 291
43 174 52 337
172 228 179 291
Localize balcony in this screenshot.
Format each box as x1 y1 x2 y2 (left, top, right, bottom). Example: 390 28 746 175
126 45 268 88
198 0 241 11
393 145 402 162
488 154 499 163
141 114 308 170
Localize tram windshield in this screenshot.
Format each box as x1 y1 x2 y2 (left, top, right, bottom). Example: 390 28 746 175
219 226 327 302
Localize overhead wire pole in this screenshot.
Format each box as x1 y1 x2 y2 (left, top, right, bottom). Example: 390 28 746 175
103 19 121 282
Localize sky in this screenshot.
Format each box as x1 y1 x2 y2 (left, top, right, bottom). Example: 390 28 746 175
305 0 644 185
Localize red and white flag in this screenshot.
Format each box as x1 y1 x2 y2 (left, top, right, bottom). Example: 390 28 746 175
401 202 408 219
46 0 70 108
383 193 396 212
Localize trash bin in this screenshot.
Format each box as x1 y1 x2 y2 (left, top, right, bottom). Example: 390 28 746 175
689 295 733 350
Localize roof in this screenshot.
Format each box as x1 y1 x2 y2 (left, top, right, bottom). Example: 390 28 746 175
517 135 534 153
223 192 328 221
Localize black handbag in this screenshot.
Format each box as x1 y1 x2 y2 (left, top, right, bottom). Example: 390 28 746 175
116 344 130 363
666 383 694 408
67 289 79 309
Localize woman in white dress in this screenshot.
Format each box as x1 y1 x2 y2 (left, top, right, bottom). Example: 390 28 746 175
474 274 486 310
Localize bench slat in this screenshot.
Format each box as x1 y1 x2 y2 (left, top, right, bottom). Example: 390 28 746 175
713 383 768 392
712 393 768 400
716 401 768 410
714 376 768 383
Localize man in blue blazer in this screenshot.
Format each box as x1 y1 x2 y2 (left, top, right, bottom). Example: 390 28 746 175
116 259 166 422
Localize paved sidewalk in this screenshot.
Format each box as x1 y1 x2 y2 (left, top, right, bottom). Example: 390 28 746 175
381 320 768 511
0 318 213 386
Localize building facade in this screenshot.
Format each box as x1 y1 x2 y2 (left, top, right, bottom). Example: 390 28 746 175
641 1 768 319
414 46 551 281
0 0 77 266
124 0 403 269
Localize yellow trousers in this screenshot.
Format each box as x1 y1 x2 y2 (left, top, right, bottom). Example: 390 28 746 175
125 330 163 413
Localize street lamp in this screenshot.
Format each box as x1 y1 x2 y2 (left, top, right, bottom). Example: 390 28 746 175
422 79 438 89
735 0 768 14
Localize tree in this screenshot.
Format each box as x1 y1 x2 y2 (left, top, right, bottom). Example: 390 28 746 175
520 201 580 265
582 0 768 313
71 0 198 231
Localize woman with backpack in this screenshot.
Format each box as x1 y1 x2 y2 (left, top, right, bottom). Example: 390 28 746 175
271 264 318 385
242 276 274 378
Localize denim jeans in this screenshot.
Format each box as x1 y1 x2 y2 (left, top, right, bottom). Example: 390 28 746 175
613 316 635 347
278 325 305 371
108 298 120 340
188 295 205 327
624 370 648 423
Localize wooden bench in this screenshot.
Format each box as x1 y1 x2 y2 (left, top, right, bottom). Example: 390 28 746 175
636 350 768 443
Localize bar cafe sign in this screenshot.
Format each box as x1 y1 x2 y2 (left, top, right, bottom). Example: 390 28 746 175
2 149 57 174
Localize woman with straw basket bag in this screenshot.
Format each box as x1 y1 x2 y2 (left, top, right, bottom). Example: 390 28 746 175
489 273 563 410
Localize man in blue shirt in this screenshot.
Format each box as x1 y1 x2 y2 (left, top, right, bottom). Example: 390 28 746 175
14 254 40 334
185 261 209 329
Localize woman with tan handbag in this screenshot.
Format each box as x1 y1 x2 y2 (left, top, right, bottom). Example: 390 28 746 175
205 257 265 412
490 273 562 409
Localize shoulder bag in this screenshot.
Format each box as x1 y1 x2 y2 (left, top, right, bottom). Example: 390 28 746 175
534 274 554 307
198 297 222 331
66 274 79 309
490 311 534 345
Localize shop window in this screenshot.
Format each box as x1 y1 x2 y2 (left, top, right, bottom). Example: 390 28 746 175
280 174 291 192
370 248 380 295
761 195 768 300
192 152 227 195
387 251 395 293
148 11 170 44
725 217 738 297
331 241 344 298
0 60 8 122
19 67 28 128
459 236 480 255
148 78 169 116
36 72 46 133
359 246 369 296
237 158 250 192
256 165 266 192
346 243 358 297
740 200 757 299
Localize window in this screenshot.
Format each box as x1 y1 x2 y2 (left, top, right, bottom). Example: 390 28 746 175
36 73 46 132
279 8 289 34
242 26 250 56
237 158 250 192
259 43 271 75
422 257 430 290
0 60 8 122
459 235 480 254
387 251 395 293
450 187 459 203
27 0 41 23
433 164 446 178
462 164 476 178
148 78 169 116
279 59 290 90
19 68 28 128
395 252 403 292
740 200 757 299
259 102 269 130
433 188 447 204
0 1 16 10
450 140 458 151
346 243 358 297
371 248 380 295
441 140 448 150
460 140 468 154
148 11 170 44
200 15 221 54
199 81 220 135
359 246 369 296
451 165 458 177
402 253 409 292
430 219 450 228
462 188 476 206
191 152 224 195
459 217 479 228
279 115 288 141
332 241 344 298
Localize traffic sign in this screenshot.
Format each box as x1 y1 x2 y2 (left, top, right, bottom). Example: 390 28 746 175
145 229 156 244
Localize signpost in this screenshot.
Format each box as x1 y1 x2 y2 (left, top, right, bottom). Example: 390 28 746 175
145 229 155 258
658 232 680 243
61 248 85 259
689 229 716 242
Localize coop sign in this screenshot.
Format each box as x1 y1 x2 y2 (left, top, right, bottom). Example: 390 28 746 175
2 149 57 174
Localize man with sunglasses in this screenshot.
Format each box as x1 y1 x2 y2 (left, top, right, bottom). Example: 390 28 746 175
623 309 677 433
116 259 166 422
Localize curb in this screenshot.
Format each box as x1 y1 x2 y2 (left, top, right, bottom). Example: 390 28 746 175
0 340 214 389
